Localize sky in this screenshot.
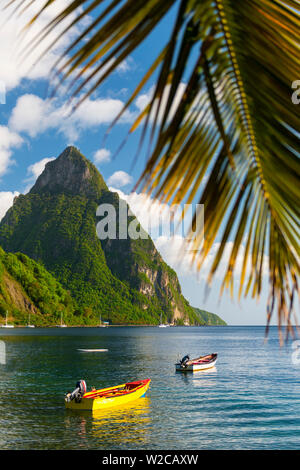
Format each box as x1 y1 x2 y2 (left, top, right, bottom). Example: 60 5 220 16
0 0 276 326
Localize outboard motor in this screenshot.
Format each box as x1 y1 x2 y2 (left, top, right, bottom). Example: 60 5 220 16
65 380 87 403
180 355 190 368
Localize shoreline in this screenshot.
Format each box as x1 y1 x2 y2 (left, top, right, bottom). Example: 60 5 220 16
0 323 230 329
0 324 279 329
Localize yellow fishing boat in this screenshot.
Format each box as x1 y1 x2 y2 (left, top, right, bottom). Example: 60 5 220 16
65 379 151 411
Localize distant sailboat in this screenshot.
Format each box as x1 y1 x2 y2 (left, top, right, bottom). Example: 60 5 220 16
0 311 14 328
26 314 35 328
98 314 107 327
158 313 169 328
57 313 67 327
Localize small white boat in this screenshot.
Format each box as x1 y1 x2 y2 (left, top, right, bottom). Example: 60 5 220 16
97 315 107 327
176 353 218 372
77 349 108 352
158 313 169 328
0 311 14 328
57 313 67 327
26 314 35 328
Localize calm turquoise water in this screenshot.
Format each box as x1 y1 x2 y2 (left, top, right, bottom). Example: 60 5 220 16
0 326 299 450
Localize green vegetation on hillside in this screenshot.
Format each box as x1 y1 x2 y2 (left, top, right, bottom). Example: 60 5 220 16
0 246 78 326
0 245 227 327
193 307 227 326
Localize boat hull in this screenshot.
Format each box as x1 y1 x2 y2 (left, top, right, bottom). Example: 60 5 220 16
176 353 217 372
77 349 108 352
65 379 151 411
176 358 217 371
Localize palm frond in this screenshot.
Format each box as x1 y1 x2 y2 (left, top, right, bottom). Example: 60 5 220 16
3 0 300 339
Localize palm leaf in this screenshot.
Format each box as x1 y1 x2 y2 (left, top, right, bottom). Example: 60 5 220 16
3 0 300 339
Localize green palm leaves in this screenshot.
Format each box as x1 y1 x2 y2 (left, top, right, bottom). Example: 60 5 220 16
4 0 300 336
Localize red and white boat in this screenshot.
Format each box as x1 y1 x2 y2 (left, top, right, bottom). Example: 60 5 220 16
176 353 217 372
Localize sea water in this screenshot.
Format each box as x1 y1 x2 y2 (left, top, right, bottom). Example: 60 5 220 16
0 326 299 450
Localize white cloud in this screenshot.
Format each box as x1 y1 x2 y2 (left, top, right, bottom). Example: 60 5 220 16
109 187 269 286
0 0 136 95
75 97 133 127
0 191 20 221
27 157 56 181
9 93 135 142
0 0 82 91
93 148 111 165
9 94 53 138
116 57 135 74
24 157 56 192
156 236 269 285
0 126 23 177
107 171 133 188
155 235 194 273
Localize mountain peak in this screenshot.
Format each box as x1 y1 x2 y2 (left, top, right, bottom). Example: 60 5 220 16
30 146 108 198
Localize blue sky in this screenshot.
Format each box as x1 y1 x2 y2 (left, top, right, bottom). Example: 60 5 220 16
0 1 274 325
